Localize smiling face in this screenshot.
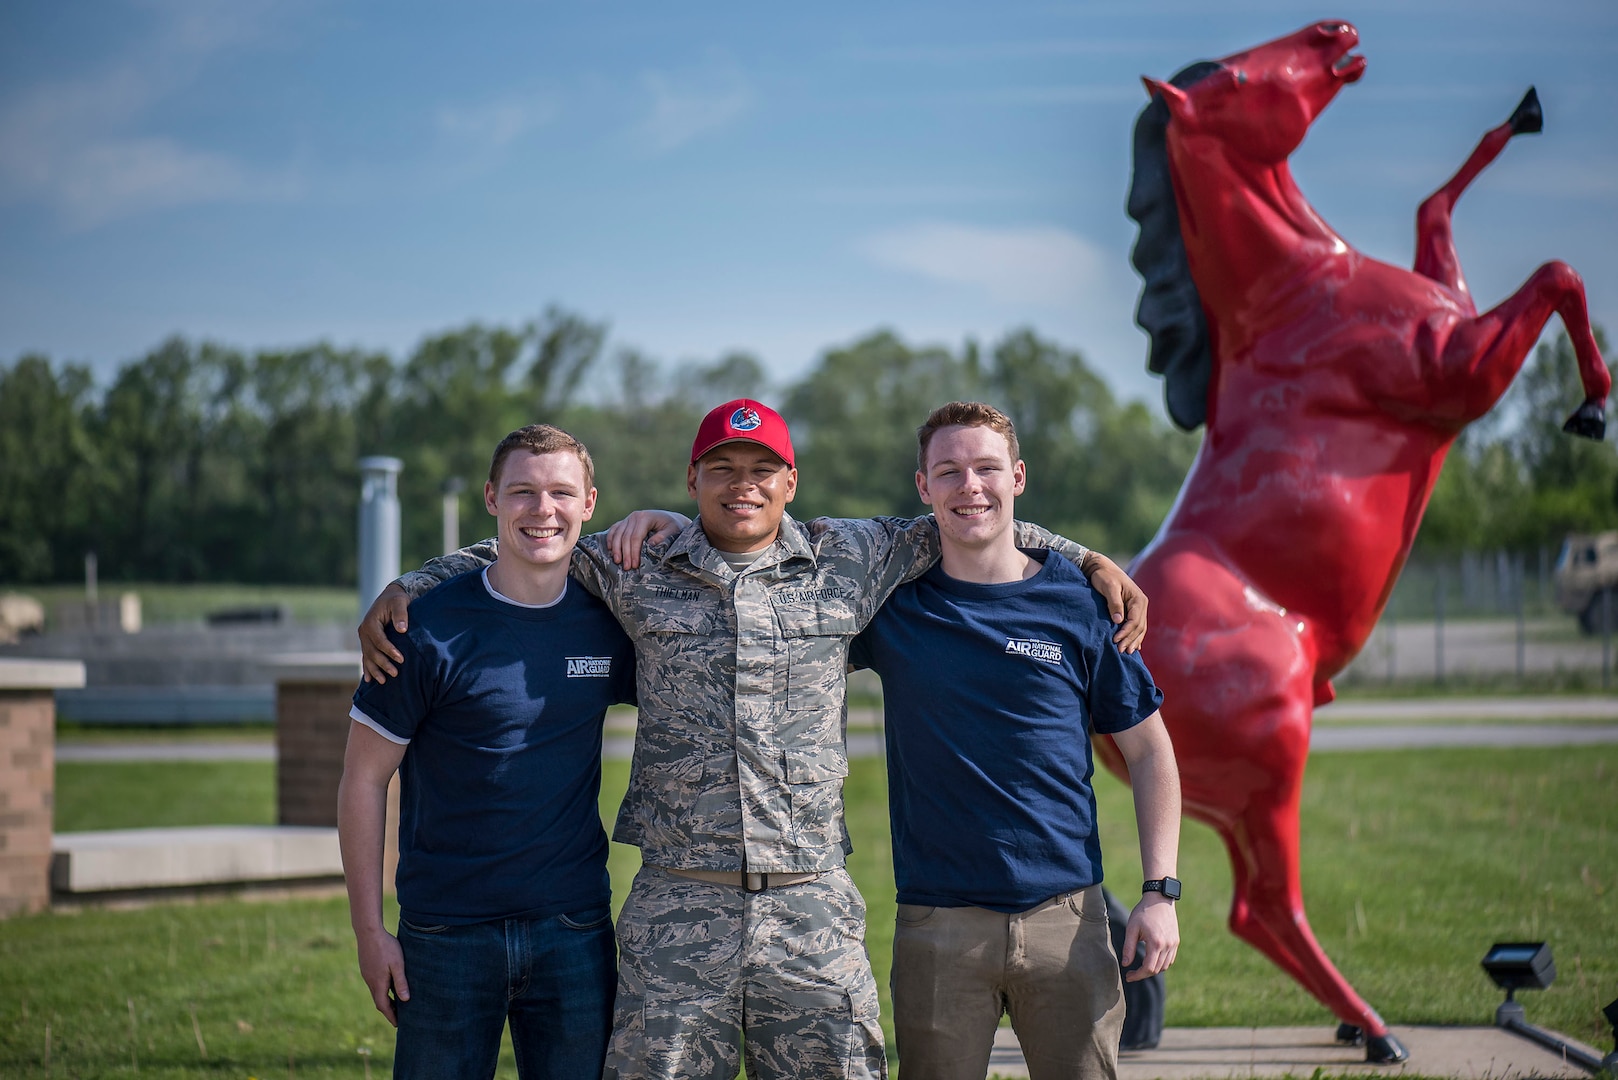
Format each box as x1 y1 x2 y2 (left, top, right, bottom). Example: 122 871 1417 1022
484 449 597 572
916 424 1027 555
687 442 798 553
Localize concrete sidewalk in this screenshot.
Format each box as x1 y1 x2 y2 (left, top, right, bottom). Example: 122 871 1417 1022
991 1023 1607 1079
56 699 1618 762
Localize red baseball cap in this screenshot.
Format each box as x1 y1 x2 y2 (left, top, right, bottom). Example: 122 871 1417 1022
690 399 795 467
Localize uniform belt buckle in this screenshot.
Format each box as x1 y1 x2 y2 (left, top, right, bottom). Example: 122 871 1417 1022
744 872 767 892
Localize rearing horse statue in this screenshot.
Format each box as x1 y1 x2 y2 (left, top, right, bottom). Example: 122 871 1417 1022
1096 21 1611 1064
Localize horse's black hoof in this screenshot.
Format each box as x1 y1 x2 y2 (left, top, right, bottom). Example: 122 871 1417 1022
1336 1023 1365 1045
1509 87 1542 135
1563 400 1606 441
1366 1033 1410 1064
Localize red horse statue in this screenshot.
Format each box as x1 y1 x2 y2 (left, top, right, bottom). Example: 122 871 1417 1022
1098 21 1611 1063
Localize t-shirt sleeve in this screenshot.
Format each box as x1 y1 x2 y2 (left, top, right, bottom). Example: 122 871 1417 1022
1082 590 1164 735
350 625 435 741
612 628 638 707
847 626 875 672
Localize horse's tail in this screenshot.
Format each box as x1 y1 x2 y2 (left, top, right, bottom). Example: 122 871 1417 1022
1127 61 1222 432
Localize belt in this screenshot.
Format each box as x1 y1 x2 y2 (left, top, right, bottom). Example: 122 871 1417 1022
659 867 823 892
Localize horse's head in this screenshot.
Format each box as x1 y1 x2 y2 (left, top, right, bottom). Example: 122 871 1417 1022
1145 21 1366 163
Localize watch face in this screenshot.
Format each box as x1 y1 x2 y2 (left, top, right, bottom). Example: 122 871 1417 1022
1146 877 1182 901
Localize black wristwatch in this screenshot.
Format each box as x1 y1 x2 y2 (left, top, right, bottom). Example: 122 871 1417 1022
1142 877 1182 902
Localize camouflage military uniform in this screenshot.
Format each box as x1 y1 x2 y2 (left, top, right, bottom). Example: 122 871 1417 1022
398 513 1088 1080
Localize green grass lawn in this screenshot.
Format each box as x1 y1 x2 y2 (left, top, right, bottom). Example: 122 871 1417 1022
54 761 277 832
4 746 1613 1077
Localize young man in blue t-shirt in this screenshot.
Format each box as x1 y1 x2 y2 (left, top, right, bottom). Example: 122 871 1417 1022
848 402 1182 1080
338 424 636 1080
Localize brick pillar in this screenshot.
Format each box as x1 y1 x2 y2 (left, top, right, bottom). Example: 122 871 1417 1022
0 659 85 918
271 654 399 892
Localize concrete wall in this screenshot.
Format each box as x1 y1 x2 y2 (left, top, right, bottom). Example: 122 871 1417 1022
0 660 85 917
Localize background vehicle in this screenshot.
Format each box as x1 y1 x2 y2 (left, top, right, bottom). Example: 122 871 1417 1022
1554 531 1618 633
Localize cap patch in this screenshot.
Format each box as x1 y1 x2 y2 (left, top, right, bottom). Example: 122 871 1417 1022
730 407 763 432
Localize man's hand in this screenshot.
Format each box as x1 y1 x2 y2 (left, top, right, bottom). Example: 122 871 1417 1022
357 583 410 683
1084 553 1148 653
355 926 410 1026
605 510 692 569
1120 893 1179 981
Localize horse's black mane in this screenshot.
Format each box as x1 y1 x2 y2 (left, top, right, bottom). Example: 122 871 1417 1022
1127 61 1224 432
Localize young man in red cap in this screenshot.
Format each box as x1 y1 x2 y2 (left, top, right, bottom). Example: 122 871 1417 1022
358 398 1146 1080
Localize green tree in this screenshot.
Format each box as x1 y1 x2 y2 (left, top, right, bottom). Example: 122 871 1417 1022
1417 327 1617 554
0 356 99 582
86 338 242 581
784 331 978 520
387 313 606 567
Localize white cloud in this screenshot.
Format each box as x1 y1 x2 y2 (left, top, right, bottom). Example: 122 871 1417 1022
435 97 558 149
634 66 753 154
859 222 1107 307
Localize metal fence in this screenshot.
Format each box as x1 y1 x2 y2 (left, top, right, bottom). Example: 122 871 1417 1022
1343 547 1616 690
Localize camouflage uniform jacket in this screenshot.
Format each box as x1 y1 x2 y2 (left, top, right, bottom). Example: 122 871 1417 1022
397 513 1088 874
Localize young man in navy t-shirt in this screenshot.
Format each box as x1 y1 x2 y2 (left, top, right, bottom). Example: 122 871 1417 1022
848 402 1183 1080
339 425 636 1080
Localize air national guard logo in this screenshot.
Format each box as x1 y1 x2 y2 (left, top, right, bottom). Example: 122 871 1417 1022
566 656 613 678
730 406 763 431
1004 638 1064 666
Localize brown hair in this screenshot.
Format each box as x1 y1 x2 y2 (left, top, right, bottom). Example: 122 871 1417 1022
916 401 1020 472
488 424 596 489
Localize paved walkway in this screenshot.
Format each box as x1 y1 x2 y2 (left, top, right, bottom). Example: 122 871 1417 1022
57 741 276 762
1316 695 1618 722
990 1023 1608 1080
57 696 1618 762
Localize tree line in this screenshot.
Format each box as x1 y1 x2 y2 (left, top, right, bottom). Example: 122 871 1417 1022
1 310 1611 587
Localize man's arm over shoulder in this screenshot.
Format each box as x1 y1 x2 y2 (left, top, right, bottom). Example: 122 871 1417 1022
806 515 941 624
398 540 499 599
1017 523 1146 651
357 540 496 683
567 532 628 607
357 540 495 683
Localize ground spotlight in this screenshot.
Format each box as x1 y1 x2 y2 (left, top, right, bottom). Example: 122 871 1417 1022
1480 941 1603 1073
1481 941 1555 1008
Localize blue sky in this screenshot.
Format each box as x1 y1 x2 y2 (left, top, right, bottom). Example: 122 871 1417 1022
2 0 1614 412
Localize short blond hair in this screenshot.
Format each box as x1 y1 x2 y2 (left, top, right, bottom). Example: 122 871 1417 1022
488 424 595 488
916 401 1020 472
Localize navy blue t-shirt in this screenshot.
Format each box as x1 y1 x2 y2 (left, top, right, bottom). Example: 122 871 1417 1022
351 569 636 926
849 550 1163 912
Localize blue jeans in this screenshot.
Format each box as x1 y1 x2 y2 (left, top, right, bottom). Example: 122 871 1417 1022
393 907 616 1080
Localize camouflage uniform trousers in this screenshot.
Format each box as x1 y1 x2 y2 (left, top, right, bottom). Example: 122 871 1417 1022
603 865 887 1080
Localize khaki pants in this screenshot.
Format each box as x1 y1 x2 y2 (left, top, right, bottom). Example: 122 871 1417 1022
890 885 1124 1080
